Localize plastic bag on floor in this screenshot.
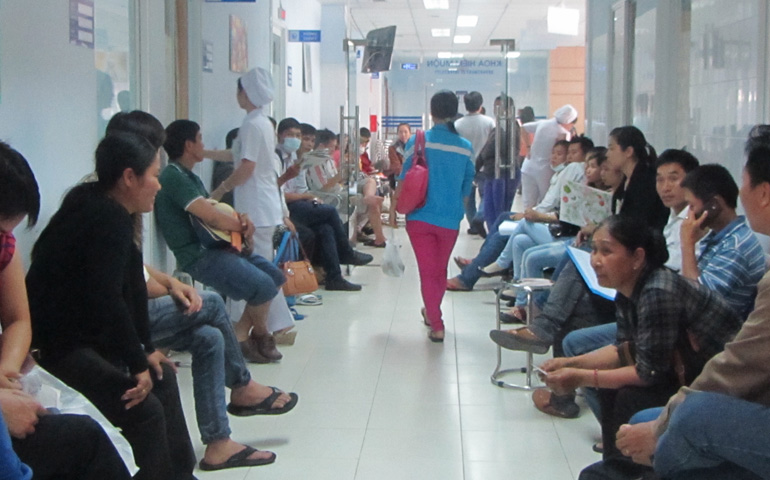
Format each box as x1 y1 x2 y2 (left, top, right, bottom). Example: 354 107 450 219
381 229 405 277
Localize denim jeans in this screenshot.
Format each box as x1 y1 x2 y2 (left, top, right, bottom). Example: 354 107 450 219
563 323 618 421
456 212 511 288
148 291 251 444
483 176 519 234
464 184 478 226
288 199 354 282
514 239 572 305
528 262 616 354
496 220 554 273
655 392 769 480
186 250 284 306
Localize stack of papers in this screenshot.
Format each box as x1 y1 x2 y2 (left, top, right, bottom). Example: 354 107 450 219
567 246 617 301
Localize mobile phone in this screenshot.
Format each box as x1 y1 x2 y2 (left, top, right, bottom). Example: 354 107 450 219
695 198 722 222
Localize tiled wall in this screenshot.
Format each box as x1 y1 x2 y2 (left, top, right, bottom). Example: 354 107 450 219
550 46 586 134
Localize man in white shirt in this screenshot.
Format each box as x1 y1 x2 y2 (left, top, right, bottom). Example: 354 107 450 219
455 92 495 235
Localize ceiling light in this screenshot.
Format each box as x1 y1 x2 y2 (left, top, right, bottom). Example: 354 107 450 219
453 35 471 44
506 51 521 58
431 28 450 37
438 52 464 58
423 0 449 9
547 6 580 36
456 15 478 27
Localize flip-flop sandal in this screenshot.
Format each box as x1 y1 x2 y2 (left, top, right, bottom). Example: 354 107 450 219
420 307 430 326
227 387 299 416
198 445 276 471
296 293 323 306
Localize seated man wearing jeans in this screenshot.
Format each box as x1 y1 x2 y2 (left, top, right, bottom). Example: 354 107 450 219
143 265 297 471
155 120 285 364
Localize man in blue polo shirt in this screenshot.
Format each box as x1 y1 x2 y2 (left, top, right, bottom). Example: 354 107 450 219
679 164 765 319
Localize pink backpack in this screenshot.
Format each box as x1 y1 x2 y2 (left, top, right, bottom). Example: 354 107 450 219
396 129 428 215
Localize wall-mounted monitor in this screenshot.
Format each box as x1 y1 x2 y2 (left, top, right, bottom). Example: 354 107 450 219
361 26 396 73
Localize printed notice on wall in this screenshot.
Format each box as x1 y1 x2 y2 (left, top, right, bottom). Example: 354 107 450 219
70 0 95 49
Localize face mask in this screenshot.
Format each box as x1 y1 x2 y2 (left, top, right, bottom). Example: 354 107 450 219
282 137 301 153
552 162 566 173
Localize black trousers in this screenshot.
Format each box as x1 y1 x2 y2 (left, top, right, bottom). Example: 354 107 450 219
13 414 131 480
288 200 354 282
599 383 679 463
40 348 196 480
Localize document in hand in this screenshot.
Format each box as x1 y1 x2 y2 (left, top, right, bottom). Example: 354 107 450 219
566 246 617 301
559 181 612 227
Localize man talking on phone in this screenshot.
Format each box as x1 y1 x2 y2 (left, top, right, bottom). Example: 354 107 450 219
680 164 764 319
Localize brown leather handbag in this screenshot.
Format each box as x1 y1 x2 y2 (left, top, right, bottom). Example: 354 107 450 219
275 232 318 296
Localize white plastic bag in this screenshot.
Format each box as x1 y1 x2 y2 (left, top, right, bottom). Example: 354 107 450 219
381 229 405 277
21 365 139 475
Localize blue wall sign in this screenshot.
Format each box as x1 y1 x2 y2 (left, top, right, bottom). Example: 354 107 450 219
288 30 321 42
401 63 418 70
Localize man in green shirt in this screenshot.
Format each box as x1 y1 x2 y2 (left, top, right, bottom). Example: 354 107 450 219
155 119 285 363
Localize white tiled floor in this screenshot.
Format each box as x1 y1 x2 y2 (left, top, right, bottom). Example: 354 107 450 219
175 216 602 479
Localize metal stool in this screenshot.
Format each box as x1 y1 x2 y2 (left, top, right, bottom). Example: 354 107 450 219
490 279 553 390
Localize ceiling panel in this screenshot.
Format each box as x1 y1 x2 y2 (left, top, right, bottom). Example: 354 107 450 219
322 0 586 56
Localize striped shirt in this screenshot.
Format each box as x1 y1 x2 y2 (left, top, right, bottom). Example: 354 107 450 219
697 216 765 320
399 123 475 230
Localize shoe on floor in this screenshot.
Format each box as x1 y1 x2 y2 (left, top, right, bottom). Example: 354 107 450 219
251 333 282 361
499 311 526 325
532 389 580 419
325 277 362 291
343 250 374 266
363 239 386 248
488 327 550 354
239 339 270 364
446 277 471 291
499 306 526 324
428 330 445 343
274 330 297 345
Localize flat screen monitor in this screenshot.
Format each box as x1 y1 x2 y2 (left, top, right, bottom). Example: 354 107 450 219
361 26 396 73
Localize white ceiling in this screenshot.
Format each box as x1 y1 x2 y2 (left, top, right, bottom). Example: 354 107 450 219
320 0 587 57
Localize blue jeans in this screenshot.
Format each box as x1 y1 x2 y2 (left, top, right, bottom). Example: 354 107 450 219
186 250 284 306
562 323 618 421
456 212 511 288
483 176 518 235
514 239 572 306
655 392 769 480
496 220 554 272
528 262 616 353
148 291 251 444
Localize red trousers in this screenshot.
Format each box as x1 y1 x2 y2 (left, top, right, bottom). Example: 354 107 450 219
406 220 459 332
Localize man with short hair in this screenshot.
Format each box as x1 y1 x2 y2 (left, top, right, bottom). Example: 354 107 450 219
456 91 495 236
155 119 286 364
680 164 765 319
276 120 372 291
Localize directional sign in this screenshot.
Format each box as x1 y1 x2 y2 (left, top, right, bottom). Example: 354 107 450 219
288 30 321 42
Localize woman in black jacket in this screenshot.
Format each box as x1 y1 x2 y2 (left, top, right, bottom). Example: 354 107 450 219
26 132 196 480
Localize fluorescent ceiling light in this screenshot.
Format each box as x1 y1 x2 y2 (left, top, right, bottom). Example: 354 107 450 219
506 51 521 58
438 52 464 58
454 35 471 44
456 15 478 27
431 28 450 37
547 6 580 36
423 0 449 9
